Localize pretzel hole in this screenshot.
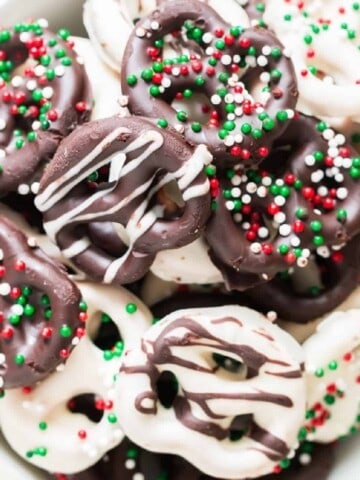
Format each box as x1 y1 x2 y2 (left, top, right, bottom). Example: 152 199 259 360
88 311 123 351
229 414 253 441
156 371 179 409
155 179 185 219
212 353 248 380
67 393 103 423
172 92 213 125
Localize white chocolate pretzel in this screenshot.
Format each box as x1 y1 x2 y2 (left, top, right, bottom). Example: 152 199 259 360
115 305 306 479
303 309 360 443
0 282 152 474
72 36 127 120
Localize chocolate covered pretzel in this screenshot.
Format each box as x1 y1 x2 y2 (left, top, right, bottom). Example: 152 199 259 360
0 20 92 195
116 305 305 479
0 215 83 388
121 0 298 167
206 114 360 290
35 115 212 285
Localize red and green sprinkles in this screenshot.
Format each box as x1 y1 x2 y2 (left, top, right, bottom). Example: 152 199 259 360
126 18 292 160
0 20 88 169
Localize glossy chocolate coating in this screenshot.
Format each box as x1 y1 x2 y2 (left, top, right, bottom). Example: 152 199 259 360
246 234 360 323
0 24 92 194
36 115 211 284
0 215 82 388
121 0 298 168
206 114 360 290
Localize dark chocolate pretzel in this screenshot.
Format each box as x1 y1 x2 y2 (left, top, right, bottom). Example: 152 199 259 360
121 0 298 168
35 115 212 285
0 215 83 388
206 114 360 290
0 20 92 194
245 233 360 324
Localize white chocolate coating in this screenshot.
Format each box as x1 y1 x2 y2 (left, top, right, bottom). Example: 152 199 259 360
72 36 127 120
262 0 360 126
83 0 250 73
0 282 152 474
150 237 223 284
115 305 306 479
0 430 48 480
303 310 360 442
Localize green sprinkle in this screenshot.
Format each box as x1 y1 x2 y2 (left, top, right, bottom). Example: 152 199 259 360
157 118 168 128
262 118 275 131
141 69 153 82
107 413 117 424
23 304 35 317
14 354 25 365
315 368 324 378
57 28 70 40
59 324 72 338
38 421 47 431
126 303 138 314
276 110 288 122
310 220 322 232
149 85 160 97
9 314 21 325
324 394 336 405
313 235 325 247
183 88 193 98
191 122 202 133
336 209 347 222
126 74 137 86
176 110 187 122
328 360 338 370
241 123 252 134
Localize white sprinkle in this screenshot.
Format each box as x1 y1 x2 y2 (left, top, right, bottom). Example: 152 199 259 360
19 32 31 42
242 222 250 230
202 32 213 43
311 170 324 183
299 453 311 465
133 474 145 480
257 185 267 198
262 176 272 186
151 21 159 30
136 27 146 37
305 154 315 166
286 109 295 119
161 77 171 88
11 75 23 88
55 65 65 77
205 46 214 56
267 311 277 321
302 248 311 258
231 174 241 186
274 195 286 206
211 94 221 105
225 93 234 104
224 135 235 147
0 283 11 295
250 242 261 253
226 200 234 211
11 304 23 316
242 194 251 204
26 80 37 91
38 18 49 28
274 212 286 224
337 187 348 199
17 184 30 195
317 186 328 197
27 237 38 248
231 187 241 198
328 147 339 157
42 86 54 99
259 71 270 83
297 257 308 268
233 213 243 222
323 128 334 140
246 182 257 194
0 353 5 364
279 224 291 236
0 119 6 131
316 246 330 258
335 133 346 145
290 236 300 247
343 158 352 168
125 459 136 470
234 133 243 143
227 113 235 121
257 55 268 67
335 173 344 183
34 65 46 77
258 227 269 238
234 93 244 104
221 54 232 65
